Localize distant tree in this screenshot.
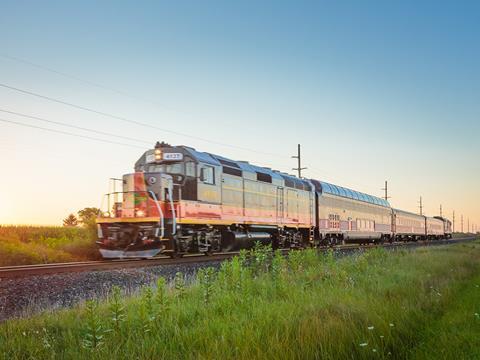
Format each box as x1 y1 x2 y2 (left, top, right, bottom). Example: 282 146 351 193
63 214 79 227
77 207 101 227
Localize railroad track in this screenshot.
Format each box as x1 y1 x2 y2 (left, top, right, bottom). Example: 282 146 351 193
0 237 477 279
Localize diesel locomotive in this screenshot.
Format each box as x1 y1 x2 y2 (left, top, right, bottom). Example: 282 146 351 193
96 142 452 258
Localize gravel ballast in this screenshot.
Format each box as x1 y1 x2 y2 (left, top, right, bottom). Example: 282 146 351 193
0 261 222 322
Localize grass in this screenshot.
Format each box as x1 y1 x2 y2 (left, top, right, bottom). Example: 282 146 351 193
453 232 478 239
0 225 99 266
1 241 479 359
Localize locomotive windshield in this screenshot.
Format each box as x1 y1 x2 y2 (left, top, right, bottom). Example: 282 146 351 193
147 163 184 174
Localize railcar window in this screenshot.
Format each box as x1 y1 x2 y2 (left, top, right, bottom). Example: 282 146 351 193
331 185 341 196
201 166 215 184
345 189 354 199
338 187 347 197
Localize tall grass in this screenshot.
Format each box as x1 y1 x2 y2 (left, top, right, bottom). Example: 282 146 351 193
1 241 479 359
0 225 99 266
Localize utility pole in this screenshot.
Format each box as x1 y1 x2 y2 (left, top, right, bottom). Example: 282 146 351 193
381 181 390 201
453 211 455 233
468 218 470 233
418 196 423 216
439 204 443 217
292 144 307 178
461 215 464 233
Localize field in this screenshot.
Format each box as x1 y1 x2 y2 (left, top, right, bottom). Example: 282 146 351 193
1 240 479 359
0 225 99 266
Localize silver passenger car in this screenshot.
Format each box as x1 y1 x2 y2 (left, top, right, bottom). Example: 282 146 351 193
310 180 392 244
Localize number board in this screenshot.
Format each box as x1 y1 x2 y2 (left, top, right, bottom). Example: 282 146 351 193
163 153 183 161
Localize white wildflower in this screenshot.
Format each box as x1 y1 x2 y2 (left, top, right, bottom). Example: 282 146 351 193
359 342 368 347
22 331 26 336
373 349 377 353
380 335 384 339
389 323 394 327
368 326 374 330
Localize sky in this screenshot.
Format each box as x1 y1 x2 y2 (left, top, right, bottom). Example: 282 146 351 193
0 0 478 229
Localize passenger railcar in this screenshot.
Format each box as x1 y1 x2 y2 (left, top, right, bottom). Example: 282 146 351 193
426 217 445 239
392 209 426 241
311 180 392 245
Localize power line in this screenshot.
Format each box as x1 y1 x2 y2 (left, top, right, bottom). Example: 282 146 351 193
0 118 144 149
0 53 195 120
0 53 147 101
0 82 287 158
0 108 151 145
0 116 295 172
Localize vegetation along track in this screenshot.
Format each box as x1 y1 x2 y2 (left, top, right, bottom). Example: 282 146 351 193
0 237 476 279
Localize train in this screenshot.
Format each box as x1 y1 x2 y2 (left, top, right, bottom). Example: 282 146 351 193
96 142 453 258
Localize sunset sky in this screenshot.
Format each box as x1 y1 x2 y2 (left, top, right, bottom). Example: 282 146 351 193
0 1 478 229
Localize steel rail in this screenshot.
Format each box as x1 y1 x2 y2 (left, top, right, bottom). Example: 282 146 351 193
0 237 476 279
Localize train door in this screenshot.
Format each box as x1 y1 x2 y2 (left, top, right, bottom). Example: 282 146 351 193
286 189 299 222
391 211 396 236
276 187 284 223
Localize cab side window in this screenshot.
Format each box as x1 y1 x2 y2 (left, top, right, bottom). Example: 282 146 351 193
201 166 215 185
185 161 196 177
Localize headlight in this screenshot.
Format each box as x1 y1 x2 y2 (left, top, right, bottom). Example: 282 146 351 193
103 211 110 217
136 210 145 217
154 149 162 160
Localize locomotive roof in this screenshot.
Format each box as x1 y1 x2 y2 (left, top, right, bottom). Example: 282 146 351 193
311 179 390 207
183 146 312 190
393 208 424 217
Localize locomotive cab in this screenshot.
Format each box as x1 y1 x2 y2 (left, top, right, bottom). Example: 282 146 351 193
96 142 186 258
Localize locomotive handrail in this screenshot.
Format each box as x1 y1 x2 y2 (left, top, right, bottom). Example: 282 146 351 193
166 185 177 235
148 190 165 239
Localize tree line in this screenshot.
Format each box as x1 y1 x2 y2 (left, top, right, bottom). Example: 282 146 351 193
63 208 101 228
